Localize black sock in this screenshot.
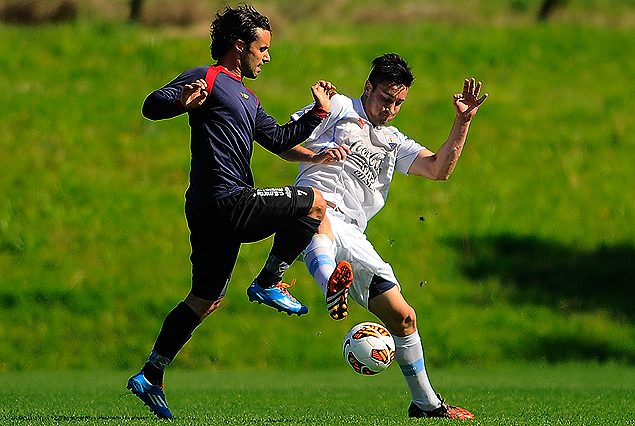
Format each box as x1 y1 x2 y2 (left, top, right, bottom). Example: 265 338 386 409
142 302 201 385
142 362 164 386
256 268 279 288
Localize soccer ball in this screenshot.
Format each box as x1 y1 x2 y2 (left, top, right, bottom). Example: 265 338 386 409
342 322 395 375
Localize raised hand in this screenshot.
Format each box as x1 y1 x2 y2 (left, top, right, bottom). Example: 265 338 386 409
311 80 337 112
454 78 487 121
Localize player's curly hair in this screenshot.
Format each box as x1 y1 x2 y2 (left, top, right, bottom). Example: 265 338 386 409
368 53 414 88
210 3 271 60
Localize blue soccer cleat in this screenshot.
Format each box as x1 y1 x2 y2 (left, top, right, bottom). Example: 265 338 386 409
127 370 173 419
247 279 308 316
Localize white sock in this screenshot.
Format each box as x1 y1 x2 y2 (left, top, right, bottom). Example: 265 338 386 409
304 234 336 296
393 331 441 411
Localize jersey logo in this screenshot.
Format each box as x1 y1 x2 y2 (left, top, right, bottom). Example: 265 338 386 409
240 92 250 100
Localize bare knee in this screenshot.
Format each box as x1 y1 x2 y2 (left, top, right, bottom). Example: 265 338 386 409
389 306 417 337
184 293 222 321
381 305 417 337
400 307 417 336
317 213 334 242
369 291 418 338
200 298 222 320
307 188 326 221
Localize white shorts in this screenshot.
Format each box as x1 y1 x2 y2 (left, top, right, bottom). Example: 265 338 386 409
327 208 399 309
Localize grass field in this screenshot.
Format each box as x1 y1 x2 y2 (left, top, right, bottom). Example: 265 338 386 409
1 363 634 425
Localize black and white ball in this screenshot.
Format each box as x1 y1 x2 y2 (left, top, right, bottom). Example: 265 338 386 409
342 322 395 375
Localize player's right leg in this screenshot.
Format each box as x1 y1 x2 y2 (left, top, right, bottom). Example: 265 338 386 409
325 259 353 319
368 284 474 419
304 217 353 320
247 278 308 315
241 187 323 315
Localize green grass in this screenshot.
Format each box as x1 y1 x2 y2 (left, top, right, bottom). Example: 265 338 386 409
1 363 634 425
2 3 635 371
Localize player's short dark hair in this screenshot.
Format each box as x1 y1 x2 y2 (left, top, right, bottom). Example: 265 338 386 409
210 3 271 60
368 53 414 88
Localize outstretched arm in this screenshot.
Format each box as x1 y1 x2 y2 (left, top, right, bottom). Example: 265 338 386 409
408 78 488 180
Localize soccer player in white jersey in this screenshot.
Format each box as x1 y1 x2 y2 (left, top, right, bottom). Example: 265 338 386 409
279 53 487 419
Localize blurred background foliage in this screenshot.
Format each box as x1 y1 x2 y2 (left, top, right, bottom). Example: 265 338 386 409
1 0 634 371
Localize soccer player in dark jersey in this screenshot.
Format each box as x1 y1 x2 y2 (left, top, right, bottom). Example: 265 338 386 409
126 4 336 419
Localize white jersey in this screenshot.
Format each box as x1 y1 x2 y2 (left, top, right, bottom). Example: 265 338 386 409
291 94 425 231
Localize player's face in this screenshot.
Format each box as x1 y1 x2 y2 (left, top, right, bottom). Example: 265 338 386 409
362 81 409 127
240 28 271 79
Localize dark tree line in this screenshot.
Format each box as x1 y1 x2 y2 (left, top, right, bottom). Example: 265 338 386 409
538 0 570 21
129 0 143 21
0 1 573 24
127 0 569 23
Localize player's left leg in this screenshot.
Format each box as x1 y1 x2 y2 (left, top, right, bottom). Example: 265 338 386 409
368 285 441 410
128 201 239 419
368 284 474 419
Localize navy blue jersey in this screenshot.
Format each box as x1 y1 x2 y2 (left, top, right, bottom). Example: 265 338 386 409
142 65 324 208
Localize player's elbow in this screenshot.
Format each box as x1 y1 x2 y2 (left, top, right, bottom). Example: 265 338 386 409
278 149 295 162
412 154 453 181
433 172 451 182
430 161 456 181
141 92 175 120
422 166 451 181
141 100 159 120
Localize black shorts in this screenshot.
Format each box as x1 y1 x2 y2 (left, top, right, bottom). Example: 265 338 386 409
186 186 315 300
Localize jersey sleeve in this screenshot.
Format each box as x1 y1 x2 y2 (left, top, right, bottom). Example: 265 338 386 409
394 131 426 175
254 103 324 154
290 94 345 142
142 66 208 120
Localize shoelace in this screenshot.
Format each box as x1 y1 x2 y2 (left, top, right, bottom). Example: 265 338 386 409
275 279 297 301
437 394 448 412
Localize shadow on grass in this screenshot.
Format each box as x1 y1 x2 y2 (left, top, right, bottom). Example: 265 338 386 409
446 234 635 362
447 234 635 322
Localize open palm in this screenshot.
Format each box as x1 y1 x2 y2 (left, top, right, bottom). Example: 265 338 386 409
454 78 488 120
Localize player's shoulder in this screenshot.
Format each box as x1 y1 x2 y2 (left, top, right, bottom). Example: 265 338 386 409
181 65 210 79
379 124 412 146
383 124 401 134
330 94 354 109
378 124 403 137
328 94 357 119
